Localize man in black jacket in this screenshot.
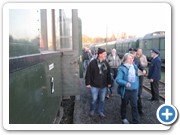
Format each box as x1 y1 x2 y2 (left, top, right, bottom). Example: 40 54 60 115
85 48 111 118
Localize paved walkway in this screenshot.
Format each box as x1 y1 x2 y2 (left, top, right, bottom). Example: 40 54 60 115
73 79 164 124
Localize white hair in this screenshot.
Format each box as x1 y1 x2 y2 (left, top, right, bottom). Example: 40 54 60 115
111 48 116 52
122 53 133 63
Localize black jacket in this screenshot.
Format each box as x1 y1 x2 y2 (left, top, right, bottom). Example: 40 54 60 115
85 59 111 88
134 57 145 72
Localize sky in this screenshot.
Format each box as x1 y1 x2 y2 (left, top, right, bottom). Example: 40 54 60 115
9 9 40 40
8 3 170 40
78 3 171 38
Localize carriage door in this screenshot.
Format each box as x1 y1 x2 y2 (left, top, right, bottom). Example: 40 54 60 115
59 9 83 96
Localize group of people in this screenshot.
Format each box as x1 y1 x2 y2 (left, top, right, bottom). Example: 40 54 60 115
84 46 162 124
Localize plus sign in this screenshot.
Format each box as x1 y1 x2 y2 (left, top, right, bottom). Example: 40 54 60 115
162 109 173 120
157 104 178 125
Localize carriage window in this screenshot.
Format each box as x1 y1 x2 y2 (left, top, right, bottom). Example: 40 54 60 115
55 10 60 50
59 9 72 50
9 9 40 57
139 40 144 48
144 40 148 49
9 9 73 57
46 9 54 51
144 40 152 49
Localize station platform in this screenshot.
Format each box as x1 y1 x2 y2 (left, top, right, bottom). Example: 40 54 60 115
73 79 164 124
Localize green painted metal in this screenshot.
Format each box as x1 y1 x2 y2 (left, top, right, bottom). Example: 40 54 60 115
9 54 62 124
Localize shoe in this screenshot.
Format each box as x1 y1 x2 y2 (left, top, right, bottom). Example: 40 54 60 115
121 119 129 124
89 111 94 116
99 112 106 118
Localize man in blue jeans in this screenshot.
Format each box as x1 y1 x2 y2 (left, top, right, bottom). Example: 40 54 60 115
85 48 111 118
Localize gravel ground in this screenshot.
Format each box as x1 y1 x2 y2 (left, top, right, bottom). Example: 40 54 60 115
59 79 164 124
73 79 164 124
60 96 75 124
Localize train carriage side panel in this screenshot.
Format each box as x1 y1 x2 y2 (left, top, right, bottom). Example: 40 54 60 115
94 42 106 52
9 60 48 123
116 40 123 57
106 41 116 55
9 9 81 124
140 38 152 61
9 53 62 124
140 33 165 62
128 38 140 50
9 9 64 124
160 37 165 62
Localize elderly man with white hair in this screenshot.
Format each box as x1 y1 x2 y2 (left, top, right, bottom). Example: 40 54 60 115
106 48 121 98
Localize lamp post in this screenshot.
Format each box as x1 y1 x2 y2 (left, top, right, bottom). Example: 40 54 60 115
106 25 108 50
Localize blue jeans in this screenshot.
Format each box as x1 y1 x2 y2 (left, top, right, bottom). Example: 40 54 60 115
121 90 139 124
90 87 107 113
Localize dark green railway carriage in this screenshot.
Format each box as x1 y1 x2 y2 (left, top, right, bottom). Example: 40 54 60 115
93 41 116 55
105 41 116 55
116 38 139 58
93 32 165 62
139 32 165 62
94 42 107 52
9 9 82 124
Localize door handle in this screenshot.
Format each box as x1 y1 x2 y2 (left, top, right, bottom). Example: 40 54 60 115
50 77 54 94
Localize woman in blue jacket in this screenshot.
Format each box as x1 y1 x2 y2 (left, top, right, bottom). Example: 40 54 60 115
116 53 139 124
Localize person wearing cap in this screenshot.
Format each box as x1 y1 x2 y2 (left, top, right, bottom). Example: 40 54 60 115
85 48 111 118
129 47 137 52
147 48 162 102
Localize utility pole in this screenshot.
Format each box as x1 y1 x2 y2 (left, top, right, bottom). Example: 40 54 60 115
106 25 108 50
